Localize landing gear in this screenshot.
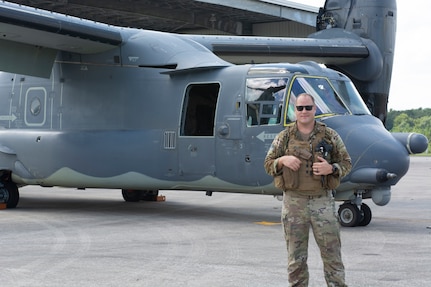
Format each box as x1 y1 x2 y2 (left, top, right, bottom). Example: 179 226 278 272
0 181 19 208
338 202 372 227
358 203 372 226
338 203 360 227
121 189 159 202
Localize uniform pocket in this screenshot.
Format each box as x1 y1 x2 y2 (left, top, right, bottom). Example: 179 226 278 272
282 166 299 189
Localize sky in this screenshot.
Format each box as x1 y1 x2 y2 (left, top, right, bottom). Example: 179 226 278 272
294 0 431 111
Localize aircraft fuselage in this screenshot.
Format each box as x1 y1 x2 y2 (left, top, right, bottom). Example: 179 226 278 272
0 51 417 200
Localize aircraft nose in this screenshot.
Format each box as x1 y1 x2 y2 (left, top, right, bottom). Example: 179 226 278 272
347 141 409 186
323 115 410 186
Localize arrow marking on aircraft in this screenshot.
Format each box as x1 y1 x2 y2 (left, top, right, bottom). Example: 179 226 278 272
256 131 277 142
0 114 17 121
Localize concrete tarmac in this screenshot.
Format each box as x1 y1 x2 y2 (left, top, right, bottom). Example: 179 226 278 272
0 157 430 287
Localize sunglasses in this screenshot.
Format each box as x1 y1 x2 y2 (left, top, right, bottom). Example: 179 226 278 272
296 105 314 111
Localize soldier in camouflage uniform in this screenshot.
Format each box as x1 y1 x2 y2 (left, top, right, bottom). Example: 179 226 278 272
264 93 351 287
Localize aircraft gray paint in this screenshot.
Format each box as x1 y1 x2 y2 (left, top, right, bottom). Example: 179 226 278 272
0 0 427 227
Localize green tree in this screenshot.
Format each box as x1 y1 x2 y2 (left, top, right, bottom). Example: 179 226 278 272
390 113 430 153
386 108 431 130
415 116 431 135
415 116 431 152
391 113 415 132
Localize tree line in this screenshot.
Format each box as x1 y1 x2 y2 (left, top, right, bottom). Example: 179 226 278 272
386 108 431 153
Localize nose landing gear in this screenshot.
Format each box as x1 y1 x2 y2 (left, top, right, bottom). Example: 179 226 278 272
338 202 372 227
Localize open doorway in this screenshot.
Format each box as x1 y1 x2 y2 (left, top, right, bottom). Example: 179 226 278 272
181 83 219 136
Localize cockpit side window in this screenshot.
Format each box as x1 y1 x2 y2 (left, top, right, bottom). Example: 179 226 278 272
245 78 287 126
286 76 350 123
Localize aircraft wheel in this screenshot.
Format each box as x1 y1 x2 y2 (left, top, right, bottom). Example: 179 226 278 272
338 203 362 227
121 189 141 202
0 181 19 208
358 203 372 226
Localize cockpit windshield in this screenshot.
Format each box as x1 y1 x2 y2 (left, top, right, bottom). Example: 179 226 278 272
245 75 370 126
286 76 370 123
330 79 371 115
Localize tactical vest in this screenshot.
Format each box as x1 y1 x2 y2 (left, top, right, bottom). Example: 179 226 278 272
282 124 328 196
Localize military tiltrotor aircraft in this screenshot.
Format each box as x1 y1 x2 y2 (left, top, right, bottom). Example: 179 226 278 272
0 0 428 226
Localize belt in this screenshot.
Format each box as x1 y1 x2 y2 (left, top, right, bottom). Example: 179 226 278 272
286 190 330 199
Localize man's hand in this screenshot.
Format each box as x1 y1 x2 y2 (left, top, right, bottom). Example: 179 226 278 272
278 155 301 171
312 156 332 175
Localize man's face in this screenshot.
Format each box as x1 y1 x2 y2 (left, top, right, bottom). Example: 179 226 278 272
295 95 316 125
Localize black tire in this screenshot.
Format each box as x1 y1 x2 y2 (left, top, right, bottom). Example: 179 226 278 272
0 182 19 208
338 203 361 227
358 203 372 226
121 189 141 202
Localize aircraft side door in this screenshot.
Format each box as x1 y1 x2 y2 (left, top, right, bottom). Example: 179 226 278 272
214 76 287 187
240 77 288 185
178 83 219 176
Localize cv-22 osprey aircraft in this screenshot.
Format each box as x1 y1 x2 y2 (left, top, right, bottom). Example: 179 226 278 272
0 0 428 226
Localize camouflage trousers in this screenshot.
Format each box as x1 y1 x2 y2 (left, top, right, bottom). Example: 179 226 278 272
281 191 347 287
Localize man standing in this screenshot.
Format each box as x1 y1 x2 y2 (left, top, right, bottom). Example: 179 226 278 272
264 93 351 286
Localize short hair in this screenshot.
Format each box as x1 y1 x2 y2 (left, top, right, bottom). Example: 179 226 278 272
296 93 315 105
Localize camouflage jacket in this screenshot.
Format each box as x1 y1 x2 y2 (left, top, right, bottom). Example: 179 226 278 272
264 121 352 185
